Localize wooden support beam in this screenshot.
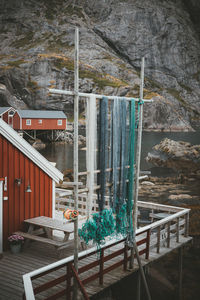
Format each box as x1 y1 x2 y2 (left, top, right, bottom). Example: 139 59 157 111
99 248 104 285
184 213 189 237
136 271 141 300
167 221 171 248
178 246 183 300
73 26 79 300
71 265 90 300
134 241 151 300
157 226 161 253
176 217 180 243
61 182 83 186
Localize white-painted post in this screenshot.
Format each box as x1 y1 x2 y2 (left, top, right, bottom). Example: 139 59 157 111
73 27 79 300
0 180 4 256
133 57 145 230
130 58 145 268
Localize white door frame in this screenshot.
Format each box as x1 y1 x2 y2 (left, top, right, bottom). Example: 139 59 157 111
0 180 4 255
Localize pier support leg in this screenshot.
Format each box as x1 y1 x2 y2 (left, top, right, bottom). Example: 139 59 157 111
129 247 134 269
178 246 183 300
134 242 151 300
136 271 141 300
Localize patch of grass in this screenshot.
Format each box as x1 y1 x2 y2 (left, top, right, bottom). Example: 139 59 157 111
38 54 74 70
79 69 128 89
12 32 34 48
27 80 40 92
47 37 73 51
144 91 159 99
145 78 163 91
39 53 128 89
54 57 74 70
7 59 27 68
63 4 85 19
0 54 9 60
193 71 200 82
0 65 12 70
180 83 192 93
167 88 185 104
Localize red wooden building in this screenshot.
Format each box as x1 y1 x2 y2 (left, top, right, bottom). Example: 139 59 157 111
13 110 67 130
0 119 63 253
0 107 16 127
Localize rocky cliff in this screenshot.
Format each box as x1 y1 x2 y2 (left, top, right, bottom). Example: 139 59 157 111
0 0 200 131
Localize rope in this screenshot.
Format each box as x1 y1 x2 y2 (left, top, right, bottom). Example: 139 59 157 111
112 98 120 211
136 98 144 128
108 101 113 207
115 100 129 235
86 95 97 218
97 96 108 213
126 99 135 246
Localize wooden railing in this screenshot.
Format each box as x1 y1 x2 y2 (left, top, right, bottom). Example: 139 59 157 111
23 227 150 300
23 202 190 300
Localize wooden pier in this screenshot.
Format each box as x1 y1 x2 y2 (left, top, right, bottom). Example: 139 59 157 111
0 202 192 300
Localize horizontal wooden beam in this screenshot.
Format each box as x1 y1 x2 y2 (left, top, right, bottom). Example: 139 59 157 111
49 88 153 103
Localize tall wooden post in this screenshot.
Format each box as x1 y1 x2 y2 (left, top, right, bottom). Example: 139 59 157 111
130 58 145 269
133 57 145 230
73 27 79 300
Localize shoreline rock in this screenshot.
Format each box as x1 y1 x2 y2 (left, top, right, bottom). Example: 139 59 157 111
146 138 200 174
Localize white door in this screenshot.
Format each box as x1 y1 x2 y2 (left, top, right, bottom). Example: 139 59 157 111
0 180 3 255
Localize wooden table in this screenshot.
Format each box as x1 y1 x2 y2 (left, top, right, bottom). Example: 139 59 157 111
15 216 86 251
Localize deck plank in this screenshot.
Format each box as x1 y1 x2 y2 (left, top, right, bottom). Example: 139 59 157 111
0 236 192 300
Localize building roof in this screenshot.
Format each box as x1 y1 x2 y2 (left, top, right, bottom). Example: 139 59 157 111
0 119 63 183
0 107 13 115
17 110 67 119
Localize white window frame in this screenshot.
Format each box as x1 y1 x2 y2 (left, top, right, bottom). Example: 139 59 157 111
26 119 31 126
57 120 62 126
38 119 42 124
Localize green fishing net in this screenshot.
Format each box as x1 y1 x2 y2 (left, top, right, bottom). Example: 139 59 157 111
78 209 115 246
78 205 129 247
79 98 136 249
115 202 128 236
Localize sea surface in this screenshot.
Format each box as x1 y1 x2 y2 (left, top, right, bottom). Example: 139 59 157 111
39 131 200 176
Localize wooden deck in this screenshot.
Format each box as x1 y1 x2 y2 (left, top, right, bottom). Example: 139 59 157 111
0 202 192 300
0 234 191 300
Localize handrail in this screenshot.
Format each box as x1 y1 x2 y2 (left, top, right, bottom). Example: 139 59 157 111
136 208 190 234
23 206 190 300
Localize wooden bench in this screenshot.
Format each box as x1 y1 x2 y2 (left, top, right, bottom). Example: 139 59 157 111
14 231 68 248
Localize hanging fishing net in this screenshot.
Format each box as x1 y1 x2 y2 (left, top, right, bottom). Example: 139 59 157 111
79 97 136 248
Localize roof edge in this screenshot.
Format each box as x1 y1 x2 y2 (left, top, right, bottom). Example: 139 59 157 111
0 119 63 183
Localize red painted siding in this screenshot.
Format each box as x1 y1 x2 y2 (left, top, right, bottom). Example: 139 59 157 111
13 113 21 129
2 112 8 123
0 134 53 249
12 112 67 130
21 118 67 130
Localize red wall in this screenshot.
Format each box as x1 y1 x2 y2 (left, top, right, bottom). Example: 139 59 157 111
2 112 8 123
13 113 67 130
13 113 20 129
0 134 53 249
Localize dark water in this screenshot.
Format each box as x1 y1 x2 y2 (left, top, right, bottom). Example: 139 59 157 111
39 131 200 175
